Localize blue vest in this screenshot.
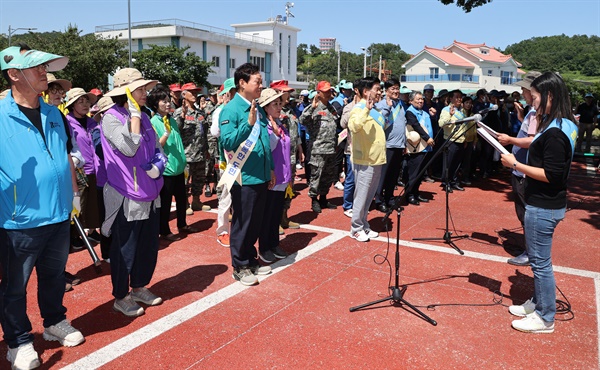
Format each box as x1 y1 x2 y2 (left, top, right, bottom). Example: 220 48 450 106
406 105 434 152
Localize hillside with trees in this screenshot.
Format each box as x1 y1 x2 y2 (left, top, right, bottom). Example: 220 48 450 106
503 35 600 78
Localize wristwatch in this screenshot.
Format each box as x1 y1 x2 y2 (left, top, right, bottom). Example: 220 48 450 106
512 162 518 169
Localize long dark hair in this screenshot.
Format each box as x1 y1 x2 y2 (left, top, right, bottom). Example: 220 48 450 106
530 72 575 133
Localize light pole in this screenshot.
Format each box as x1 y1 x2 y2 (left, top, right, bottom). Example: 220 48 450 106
336 42 341 84
128 0 133 67
361 47 367 78
8 25 37 46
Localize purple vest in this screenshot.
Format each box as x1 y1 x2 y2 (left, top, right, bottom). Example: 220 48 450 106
268 123 292 185
100 105 163 202
67 113 99 176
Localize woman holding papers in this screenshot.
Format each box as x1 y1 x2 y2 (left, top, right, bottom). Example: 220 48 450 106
500 72 578 334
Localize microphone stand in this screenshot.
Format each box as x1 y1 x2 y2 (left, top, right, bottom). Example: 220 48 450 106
412 114 483 255
349 114 438 326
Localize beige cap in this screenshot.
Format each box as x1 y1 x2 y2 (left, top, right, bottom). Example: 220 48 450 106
46 73 72 92
258 88 283 108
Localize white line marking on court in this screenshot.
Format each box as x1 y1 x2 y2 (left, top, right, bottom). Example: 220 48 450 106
62 232 346 370
63 222 599 369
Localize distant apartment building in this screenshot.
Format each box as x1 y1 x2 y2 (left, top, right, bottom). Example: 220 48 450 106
319 38 336 52
95 18 308 89
401 40 524 94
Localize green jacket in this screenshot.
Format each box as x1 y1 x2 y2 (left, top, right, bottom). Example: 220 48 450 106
151 114 186 176
219 93 273 185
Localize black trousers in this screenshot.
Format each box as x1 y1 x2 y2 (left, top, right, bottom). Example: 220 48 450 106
259 190 285 254
110 204 159 299
405 152 427 197
96 185 112 260
229 182 268 268
159 173 188 236
442 141 465 186
376 148 404 206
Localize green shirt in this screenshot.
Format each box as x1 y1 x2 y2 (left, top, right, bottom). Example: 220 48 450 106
219 93 273 185
151 114 187 176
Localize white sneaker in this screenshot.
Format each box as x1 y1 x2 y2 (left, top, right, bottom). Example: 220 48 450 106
339 172 346 181
364 229 379 238
343 209 353 218
295 163 303 170
511 311 554 333
334 181 344 191
350 230 369 242
7 342 40 370
509 298 535 317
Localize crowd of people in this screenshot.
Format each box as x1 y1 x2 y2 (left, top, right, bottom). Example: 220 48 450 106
0 43 587 369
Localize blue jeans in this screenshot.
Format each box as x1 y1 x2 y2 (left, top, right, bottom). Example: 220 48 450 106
524 205 565 323
0 220 70 348
343 154 355 211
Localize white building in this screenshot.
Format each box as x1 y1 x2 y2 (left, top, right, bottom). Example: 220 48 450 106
401 41 524 94
95 18 308 89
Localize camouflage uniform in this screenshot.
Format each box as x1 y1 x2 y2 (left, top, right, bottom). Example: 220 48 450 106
299 101 339 198
174 106 209 196
204 101 218 184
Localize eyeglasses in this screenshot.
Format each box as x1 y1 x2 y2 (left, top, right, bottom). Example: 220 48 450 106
30 63 49 72
48 87 65 95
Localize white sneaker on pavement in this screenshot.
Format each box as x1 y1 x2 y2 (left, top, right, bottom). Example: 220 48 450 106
350 230 369 242
6 342 40 370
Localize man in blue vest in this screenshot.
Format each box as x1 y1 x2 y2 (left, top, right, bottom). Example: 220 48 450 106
0 44 84 370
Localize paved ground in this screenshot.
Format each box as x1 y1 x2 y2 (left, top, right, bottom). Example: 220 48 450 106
2 156 599 369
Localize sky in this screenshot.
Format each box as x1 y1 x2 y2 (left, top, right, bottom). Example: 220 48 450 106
1 0 599 56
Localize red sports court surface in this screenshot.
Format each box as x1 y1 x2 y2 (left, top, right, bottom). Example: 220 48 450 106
4 160 599 369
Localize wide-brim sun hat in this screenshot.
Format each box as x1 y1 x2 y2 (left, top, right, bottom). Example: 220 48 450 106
406 129 427 153
258 88 283 108
0 46 69 72
93 96 116 121
105 68 158 97
65 88 98 108
46 73 72 92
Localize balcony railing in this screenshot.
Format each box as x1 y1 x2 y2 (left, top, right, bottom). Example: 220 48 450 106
400 74 480 83
501 77 521 85
95 19 274 46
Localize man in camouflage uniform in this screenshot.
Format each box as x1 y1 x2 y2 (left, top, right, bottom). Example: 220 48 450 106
270 80 302 229
300 81 339 213
203 88 220 196
174 82 211 213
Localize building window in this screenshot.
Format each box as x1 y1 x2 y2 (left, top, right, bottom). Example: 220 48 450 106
230 58 236 69
287 35 291 74
501 71 514 85
429 67 439 80
212 56 220 67
487 69 493 76
279 33 282 69
251 56 265 72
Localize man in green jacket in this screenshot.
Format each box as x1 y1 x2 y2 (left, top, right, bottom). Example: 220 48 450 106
219 63 274 286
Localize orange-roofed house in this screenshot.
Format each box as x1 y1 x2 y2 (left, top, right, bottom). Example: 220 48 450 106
401 40 524 94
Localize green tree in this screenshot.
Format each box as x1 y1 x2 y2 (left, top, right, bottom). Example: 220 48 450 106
297 43 308 65
438 0 493 12
132 44 212 86
0 25 127 91
367 43 411 78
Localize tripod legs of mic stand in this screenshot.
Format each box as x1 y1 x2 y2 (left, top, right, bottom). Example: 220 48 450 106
349 285 438 326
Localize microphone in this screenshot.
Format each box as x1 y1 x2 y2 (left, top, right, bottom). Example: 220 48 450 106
452 114 482 125
477 104 498 115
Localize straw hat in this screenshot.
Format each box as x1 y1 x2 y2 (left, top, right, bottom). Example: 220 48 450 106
258 88 283 107
105 68 158 97
93 96 116 121
0 89 9 100
46 73 72 92
405 127 427 153
65 88 98 108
